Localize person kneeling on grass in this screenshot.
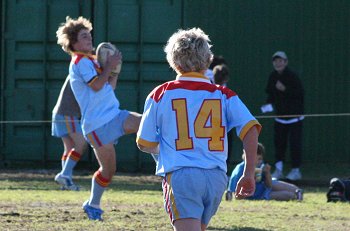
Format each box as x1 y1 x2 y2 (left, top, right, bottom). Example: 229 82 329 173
226 142 303 201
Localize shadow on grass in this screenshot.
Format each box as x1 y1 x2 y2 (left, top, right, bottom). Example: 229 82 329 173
0 170 331 193
281 178 329 187
208 227 269 231
0 171 162 192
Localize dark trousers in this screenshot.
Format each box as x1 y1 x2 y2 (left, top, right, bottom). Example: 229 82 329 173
274 120 303 168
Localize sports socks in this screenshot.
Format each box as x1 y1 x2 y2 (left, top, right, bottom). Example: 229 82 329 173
61 152 69 169
61 149 81 177
88 170 111 208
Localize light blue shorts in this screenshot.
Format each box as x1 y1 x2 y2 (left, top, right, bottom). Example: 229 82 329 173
162 167 227 225
51 114 82 137
84 110 130 148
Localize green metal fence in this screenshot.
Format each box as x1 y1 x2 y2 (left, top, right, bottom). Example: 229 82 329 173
1 0 349 171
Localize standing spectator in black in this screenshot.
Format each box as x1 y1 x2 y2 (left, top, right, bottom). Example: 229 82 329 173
261 51 304 181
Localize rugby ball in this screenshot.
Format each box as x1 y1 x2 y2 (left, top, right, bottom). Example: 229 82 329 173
96 42 122 77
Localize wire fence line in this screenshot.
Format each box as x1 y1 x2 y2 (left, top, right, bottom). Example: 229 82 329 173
0 113 349 124
255 113 350 119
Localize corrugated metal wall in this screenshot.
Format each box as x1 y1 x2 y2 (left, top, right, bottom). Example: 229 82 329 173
184 0 350 165
0 0 184 171
92 0 184 171
1 0 94 165
1 0 349 170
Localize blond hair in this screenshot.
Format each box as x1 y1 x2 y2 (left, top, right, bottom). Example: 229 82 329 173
164 28 213 73
56 16 93 54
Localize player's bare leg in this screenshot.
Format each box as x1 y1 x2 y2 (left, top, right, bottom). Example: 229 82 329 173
173 218 202 231
69 132 87 155
123 112 142 134
272 180 298 192
94 143 117 180
83 143 116 220
56 133 87 190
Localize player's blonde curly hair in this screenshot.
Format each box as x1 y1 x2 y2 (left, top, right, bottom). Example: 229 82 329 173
56 16 93 54
164 28 213 73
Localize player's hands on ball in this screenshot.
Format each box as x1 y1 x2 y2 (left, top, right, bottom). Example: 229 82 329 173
96 42 123 78
234 175 255 199
106 51 122 70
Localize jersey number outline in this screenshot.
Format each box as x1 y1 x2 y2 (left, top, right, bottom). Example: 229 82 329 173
172 98 225 151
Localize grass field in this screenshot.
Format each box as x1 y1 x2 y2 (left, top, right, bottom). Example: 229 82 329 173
0 170 349 231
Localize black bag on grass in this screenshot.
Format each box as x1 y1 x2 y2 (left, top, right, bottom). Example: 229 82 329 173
326 178 350 202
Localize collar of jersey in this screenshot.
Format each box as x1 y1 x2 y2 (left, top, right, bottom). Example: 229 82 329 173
72 51 96 59
176 72 211 83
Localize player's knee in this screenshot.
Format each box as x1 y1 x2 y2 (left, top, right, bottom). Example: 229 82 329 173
124 125 138 134
123 113 141 134
100 168 116 181
107 170 116 180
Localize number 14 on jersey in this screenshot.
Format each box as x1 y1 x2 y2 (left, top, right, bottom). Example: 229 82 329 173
172 98 225 151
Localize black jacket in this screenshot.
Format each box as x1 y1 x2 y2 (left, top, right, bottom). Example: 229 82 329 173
265 67 304 118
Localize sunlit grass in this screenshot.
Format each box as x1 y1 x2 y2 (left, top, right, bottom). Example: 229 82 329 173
0 171 349 231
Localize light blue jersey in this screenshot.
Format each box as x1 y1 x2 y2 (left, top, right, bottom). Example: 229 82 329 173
69 53 121 135
137 72 261 176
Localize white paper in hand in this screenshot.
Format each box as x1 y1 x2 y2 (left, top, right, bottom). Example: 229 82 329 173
261 104 273 113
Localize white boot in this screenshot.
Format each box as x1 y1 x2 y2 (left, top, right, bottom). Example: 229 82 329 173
271 169 284 180
286 168 302 181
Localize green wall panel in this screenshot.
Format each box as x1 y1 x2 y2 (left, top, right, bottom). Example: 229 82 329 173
1 0 184 171
1 0 349 170
184 0 350 164
1 0 93 162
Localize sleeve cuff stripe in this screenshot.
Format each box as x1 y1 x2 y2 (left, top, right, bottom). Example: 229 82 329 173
136 137 159 147
239 120 262 140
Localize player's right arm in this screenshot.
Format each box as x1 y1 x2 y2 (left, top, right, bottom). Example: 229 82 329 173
89 52 121 91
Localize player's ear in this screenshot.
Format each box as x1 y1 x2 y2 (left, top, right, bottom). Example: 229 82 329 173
175 65 184 74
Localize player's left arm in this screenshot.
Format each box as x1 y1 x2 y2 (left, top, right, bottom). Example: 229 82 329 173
108 74 118 90
235 126 259 199
137 143 159 154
